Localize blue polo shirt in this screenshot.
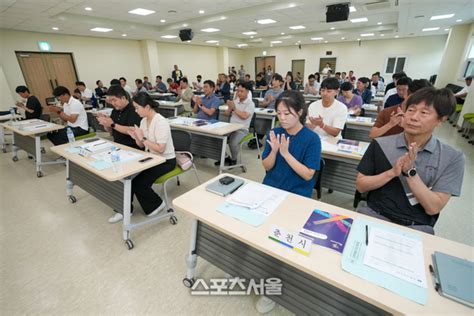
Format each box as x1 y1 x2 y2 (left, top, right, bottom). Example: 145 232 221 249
197 93 220 120
262 126 321 197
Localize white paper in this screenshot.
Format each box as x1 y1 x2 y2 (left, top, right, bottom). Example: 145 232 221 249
91 150 143 163
363 227 427 288
199 122 228 130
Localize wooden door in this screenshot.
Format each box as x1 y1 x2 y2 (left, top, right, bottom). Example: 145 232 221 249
264 57 276 75
292 59 305 81
16 52 53 108
255 57 266 77
44 53 78 94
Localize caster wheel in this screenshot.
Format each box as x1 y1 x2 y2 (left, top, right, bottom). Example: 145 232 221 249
2 148 6 153
328 189 334 194
125 239 134 250
183 277 195 288
12 156 18 162
241 166 247 173
68 195 77 203
37 171 43 178
41 148 46 154
170 215 178 225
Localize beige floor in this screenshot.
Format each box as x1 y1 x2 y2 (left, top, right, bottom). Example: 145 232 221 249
0 122 472 315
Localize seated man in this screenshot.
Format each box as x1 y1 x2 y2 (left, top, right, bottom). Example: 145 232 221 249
167 78 179 95
370 79 431 139
215 81 255 166
120 77 134 96
143 76 153 91
133 78 148 96
215 73 231 102
95 80 108 98
307 77 348 139
192 80 220 120
97 85 142 149
47 86 89 145
192 75 203 92
353 77 372 104
14 85 42 119
155 75 167 93
356 87 465 235
383 72 406 103
384 77 412 108
255 73 268 90
454 76 472 105
76 81 93 103
260 74 284 109
303 74 320 96
371 72 385 96
176 77 194 112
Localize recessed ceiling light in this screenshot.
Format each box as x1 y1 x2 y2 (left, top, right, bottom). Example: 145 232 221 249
186 40 191 43
128 8 155 16
288 3 296 8
201 28 220 33
360 33 374 37
357 38 361 41
90 27 113 32
377 22 382 25
349 6 356 12
199 10 205 14
422 27 440 32
289 25 306 30
341 37 345 40
220 16 226 20
281 32 285 35
262 51 267 56
257 19 276 24
311 37 324 40
182 24 188 27
237 43 248 47
324 40 328 43
330 27 335 30
161 35 177 39
206 40 219 43
430 14 454 20
160 19 166 23
52 27 59 30
380 34 385 37
456 19 462 22
122 34 127 37
250 36 254 38
444 28 450 31
350 17 368 23
242 31 257 35
297 40 301 43
394 35 399 38
84 7 92 11
270 40 282 44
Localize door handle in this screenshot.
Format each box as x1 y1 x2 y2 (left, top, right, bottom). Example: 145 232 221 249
49 79 54 91
54 79 58 87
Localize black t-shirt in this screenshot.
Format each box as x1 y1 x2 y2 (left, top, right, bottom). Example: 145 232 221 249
385 82 395 94
110 101 142 149
357 140 438 226
256 78 267 88
26 96 42 119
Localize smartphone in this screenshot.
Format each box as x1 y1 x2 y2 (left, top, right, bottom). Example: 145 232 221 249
139 157 153 163
219 176 235 185
267 110 274 113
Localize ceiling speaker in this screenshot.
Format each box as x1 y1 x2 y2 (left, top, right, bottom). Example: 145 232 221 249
326 4 350 23
179 29 194 41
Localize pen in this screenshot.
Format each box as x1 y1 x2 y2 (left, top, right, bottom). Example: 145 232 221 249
365 225 369 246
429 264 441 292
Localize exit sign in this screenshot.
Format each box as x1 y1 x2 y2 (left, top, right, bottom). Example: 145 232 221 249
38 41 51 51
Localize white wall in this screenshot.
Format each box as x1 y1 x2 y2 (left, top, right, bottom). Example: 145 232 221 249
240 35 447 82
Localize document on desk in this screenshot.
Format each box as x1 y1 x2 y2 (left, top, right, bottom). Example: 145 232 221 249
199 121 228 130
91 150 143 163
363 227 427 288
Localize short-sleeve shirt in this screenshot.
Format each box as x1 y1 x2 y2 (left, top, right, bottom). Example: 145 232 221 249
262 126 321 198
337 94 363 110
255 78 267 88
230 95 255 129
64 96 88 131
81 88 93 99
307 99 348 139
197 93 220 120
110 101 142 149
139 113 176 160
354 88 372 104
357 133 465 226
384 93 404 108
373 103 404 137
155 82 167 92
25 95 42 119
263 88 284 109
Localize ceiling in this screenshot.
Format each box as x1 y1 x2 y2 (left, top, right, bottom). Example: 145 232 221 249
1 0 473 48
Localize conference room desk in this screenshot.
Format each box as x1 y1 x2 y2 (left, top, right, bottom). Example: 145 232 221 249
362 103 379 118
148 92 174 100
218 105 277 136
371 95 384 105
303 94 320 103
174 175 473 315
51 139 175 250
155 100 184 118
0 114 22 153
168 118 244 174
86 108 113 132
345 116 374 142
253 88 267 98
320 138 369 195
2 119 65 177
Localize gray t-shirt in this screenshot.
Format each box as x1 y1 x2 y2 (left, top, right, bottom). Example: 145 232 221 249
263 88 284 109
230 94 255 129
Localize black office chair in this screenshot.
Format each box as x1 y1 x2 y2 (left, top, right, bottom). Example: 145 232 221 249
353 190 368 209
313 158 325 200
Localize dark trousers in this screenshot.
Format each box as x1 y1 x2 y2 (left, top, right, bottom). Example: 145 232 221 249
132 158 176 215
47 127 88 146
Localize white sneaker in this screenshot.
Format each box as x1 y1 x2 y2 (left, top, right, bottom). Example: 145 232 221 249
108 213 123 223
256 296 276 314
147 201 166 217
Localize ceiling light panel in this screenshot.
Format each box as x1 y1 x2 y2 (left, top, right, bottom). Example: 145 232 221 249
128 8 155 16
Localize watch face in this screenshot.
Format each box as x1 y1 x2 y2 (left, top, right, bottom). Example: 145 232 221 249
408 169 417 177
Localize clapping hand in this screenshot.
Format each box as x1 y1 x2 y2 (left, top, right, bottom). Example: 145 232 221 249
279 134 290 157
266 131 280 153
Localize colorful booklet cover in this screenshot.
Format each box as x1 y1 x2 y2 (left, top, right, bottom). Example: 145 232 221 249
299 209 353 253
337 139 360 153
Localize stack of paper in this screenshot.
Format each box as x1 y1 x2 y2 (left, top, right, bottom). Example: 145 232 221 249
80 140 114 153
91 150 143 163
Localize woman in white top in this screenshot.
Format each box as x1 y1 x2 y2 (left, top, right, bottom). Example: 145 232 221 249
128 92 176 217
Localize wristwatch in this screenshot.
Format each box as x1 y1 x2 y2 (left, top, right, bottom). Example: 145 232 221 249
402 167 417 177
141 136 147 143
111 123 116 129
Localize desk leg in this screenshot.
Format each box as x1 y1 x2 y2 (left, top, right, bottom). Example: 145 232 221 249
183 219 198 288
173 108 178 117
122 178 134 250
11 132 18 162
271 117 275 129
0 126 5 153
34 136 43 177
219 136 227 174
66 160 77 203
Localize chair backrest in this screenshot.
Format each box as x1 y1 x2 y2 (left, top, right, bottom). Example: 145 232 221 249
249 111 257 132
40 114 51 122
45 97 57 106
171 129 192 152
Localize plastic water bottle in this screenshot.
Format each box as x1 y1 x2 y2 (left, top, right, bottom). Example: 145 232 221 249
110 146 122 173
66 127 75 147
10 107 16 121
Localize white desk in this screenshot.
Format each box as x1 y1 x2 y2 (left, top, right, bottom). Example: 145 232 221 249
371 95 384 105
345 116 374 142
303 94 320 102
173 175 473 315
168 118 244 173
51 139 174 250
155 100 183 117
2 119 65 177
148 92 174 100
0 114 22 153
218 106 277 136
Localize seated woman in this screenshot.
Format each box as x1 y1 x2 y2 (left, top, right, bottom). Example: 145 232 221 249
261 90 321 198
337 82 363 116
108 92 176 223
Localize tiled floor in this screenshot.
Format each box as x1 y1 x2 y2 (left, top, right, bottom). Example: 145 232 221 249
0 122 472 314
